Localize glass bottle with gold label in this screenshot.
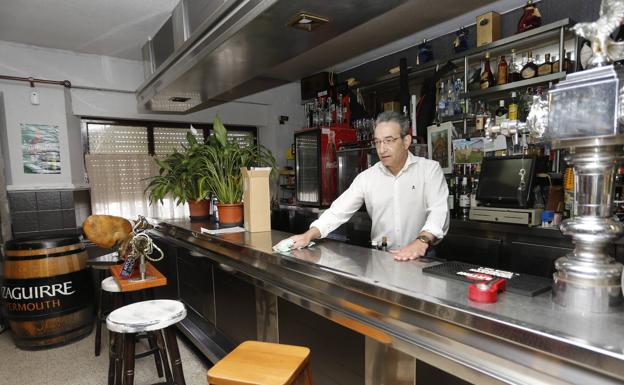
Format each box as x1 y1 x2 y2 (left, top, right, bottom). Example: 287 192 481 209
496 55 508 85
508 92 519 120
538 53 552 76
480 53 495 89
521 51 538 79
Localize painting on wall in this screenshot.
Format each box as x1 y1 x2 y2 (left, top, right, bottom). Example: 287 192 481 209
452 137 484 164
21 123 61 174
427 122 452 173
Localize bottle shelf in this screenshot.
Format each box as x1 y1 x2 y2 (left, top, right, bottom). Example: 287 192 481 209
355 18 572 92
460 71 566 99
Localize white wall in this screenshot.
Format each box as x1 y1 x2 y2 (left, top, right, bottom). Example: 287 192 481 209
0 40 304 190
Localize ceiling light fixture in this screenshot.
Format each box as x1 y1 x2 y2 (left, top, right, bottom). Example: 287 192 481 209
287 12 329 32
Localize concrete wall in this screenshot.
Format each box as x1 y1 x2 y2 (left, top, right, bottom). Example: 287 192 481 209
0 40 304 190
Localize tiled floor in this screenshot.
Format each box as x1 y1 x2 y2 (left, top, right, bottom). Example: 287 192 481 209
0 327 210 385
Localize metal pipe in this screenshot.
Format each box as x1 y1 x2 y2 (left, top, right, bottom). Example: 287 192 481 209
558 26 565 71
0 74 70 88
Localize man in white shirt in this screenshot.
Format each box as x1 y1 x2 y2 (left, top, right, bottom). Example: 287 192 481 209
287 111 450 261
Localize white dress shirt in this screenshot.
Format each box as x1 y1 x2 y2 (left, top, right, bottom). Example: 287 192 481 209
310 151 450 249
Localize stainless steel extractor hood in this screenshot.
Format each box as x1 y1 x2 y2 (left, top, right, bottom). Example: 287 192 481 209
137 0 496 113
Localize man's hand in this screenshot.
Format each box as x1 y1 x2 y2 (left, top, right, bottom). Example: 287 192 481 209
389 240 428 261
287 227 321 249
288 233 313 249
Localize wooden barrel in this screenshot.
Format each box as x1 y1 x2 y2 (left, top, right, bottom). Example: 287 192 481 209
1 237 93 349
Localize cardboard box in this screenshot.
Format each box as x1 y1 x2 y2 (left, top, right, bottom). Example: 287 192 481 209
242 167 271 232
476 12 501 47
383 101 401 112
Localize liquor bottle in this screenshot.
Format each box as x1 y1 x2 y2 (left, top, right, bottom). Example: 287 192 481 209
448 177 456 218
446 78 455 117
475 100 487 131
538 53 552 76
564 51 574 73
438 80 447 117
470 177 479 208
459 177 471 220
480 53 495 89
496 55 508 85
495 100 508 125
517 0 542 33
454 175 461 217
381 236 388 251
508 49 521 82
508 92 519 120
521 51 538 79
552 55 560 73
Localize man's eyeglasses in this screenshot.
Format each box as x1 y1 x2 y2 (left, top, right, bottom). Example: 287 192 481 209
371 136 401 147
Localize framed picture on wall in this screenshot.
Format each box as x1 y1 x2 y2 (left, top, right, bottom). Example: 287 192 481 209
21 123 61 174
452 137 484 164
427 122 452 174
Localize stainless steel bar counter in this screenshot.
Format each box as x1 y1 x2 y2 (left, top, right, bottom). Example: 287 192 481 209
151 219 624 385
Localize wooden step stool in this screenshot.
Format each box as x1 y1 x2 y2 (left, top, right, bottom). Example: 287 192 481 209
207 341 313 385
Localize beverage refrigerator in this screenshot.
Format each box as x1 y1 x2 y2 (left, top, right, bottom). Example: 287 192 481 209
295 127 357 207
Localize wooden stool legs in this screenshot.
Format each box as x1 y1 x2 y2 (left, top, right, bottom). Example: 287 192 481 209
155 329 174 384
108 328 185 385
164 326 186 385
95 269 105 356
123 333 136 385
296 366 313 385
108 331 123 385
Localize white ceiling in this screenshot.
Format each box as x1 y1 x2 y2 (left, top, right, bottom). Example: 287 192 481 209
0 0 177 61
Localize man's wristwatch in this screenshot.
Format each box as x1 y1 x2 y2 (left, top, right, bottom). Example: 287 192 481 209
416 235 432 246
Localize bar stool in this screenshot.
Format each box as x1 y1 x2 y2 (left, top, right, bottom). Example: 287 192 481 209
102 278 166 384
87 251 122 357
207 341 313 385
107 299 187 385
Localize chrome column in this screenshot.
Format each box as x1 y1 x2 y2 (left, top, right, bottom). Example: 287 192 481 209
553 146 624 312
365 337 415 385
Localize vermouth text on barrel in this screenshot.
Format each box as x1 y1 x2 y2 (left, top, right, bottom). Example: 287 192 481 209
6 299 61 312
1 281 75 300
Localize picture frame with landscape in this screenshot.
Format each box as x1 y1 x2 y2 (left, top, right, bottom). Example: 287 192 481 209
452 137 484 164
427 123 452 173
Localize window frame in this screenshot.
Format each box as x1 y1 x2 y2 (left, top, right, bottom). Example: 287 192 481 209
81 118 258 156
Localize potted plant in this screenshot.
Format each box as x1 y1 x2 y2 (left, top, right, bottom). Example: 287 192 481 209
202 116 277 226
145 130 212 221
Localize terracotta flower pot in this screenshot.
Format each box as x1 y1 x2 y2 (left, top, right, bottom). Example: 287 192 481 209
188 199 211 222
217 203 244 227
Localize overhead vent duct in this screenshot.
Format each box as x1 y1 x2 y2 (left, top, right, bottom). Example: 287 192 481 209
137 0 496 113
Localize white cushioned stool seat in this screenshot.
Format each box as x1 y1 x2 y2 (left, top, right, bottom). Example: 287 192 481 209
101 276 121 293
106 299 186 334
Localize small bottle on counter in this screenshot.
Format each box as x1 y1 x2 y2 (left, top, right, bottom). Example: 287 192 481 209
381 236 388 251
212 196 219 223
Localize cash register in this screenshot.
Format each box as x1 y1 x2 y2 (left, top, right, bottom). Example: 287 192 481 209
469 155 543 226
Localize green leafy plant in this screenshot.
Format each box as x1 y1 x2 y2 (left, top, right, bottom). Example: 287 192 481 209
145 131 210 205
201 116 277 204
